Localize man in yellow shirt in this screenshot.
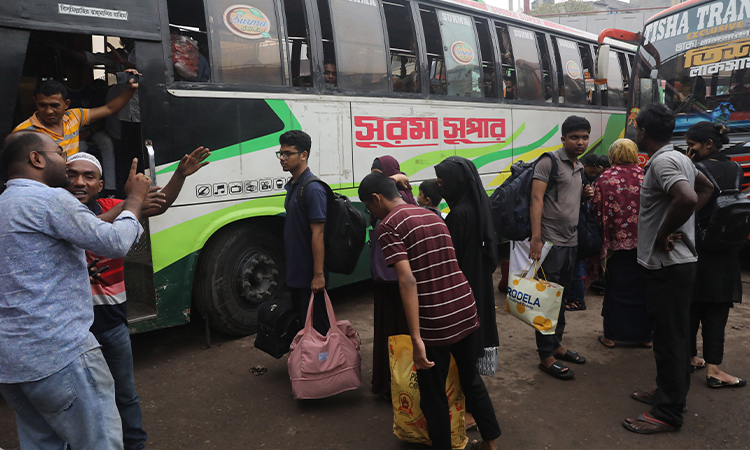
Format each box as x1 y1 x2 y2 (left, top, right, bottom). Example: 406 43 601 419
14 68 140 157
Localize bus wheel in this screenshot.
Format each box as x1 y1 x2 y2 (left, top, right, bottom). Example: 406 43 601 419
194 224 284 336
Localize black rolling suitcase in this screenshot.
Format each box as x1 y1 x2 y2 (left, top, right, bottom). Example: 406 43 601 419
254 292 300 359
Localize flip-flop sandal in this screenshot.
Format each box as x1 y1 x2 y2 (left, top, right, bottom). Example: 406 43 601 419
555 349 586 364
622 412 678 434
631 389 655 405
538 362 574 380
564 301 581 311
707 376 747 388
631 389 689 412
690 359 706 373
598 336 616 348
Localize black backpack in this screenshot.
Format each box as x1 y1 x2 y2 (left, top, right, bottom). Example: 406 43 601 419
299 176 367 275
254 292 300 359
696 161 750 251
490 153 557 241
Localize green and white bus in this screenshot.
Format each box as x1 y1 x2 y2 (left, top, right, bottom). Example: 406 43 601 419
0 0 635 336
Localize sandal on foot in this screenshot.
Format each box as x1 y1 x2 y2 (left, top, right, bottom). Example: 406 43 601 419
707 376 747 388
631 389 655 405
623 412 678 435
565 300 585 311
468 440 484 450
631 389 688 412
690 359 706 373
598 336 616 348
555 349 586 364
538 362 574 380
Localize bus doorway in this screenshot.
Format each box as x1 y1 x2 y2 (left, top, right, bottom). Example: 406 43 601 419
5 29 159 326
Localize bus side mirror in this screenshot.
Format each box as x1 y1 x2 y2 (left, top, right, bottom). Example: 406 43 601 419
594 44 610 86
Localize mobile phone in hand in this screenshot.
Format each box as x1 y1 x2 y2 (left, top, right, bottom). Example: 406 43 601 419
87 258 100 270
91 265 110 277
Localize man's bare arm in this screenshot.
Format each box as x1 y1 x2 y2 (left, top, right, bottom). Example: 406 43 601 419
88 69 140 123
694 171 714 212
394 260 434 370
310 222 325 293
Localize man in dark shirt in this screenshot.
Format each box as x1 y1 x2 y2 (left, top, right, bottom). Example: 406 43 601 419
280 130 330 335
360 172 501 450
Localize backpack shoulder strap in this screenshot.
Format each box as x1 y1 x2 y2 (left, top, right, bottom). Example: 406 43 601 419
297 175 332 212
536 152 560 200
696 161 721 192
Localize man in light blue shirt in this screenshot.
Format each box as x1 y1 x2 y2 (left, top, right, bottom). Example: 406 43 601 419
0 131 151 450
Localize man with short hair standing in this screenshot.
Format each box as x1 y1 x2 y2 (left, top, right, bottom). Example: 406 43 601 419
623 104 714 434
0 131 150 449
279 130 329 335
529 115 594 380
359 171 501 450
64 146 209 450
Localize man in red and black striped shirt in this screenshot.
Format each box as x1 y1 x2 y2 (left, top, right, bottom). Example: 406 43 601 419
359 172 500 450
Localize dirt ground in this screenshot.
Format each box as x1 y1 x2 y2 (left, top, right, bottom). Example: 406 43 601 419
2 256 750 450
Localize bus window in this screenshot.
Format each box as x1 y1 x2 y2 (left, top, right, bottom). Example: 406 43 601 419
324 0 389 92
436 9 482 98
495 24 516 100
383 0 419 93
553 37 586 105
316 0 337 89
537 33 554 103
475 19 497 98
508 26 543 102
604 50 626 107
420 8 446 95
283 0 312 87
579 43 596 105
206 1 284 85
167 0 210 82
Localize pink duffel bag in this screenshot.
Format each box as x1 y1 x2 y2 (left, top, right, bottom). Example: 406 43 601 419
288 290 361 399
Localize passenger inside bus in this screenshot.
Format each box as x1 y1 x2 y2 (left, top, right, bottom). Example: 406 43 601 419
325 62 338 90
504 77 516 99
384 0 420 94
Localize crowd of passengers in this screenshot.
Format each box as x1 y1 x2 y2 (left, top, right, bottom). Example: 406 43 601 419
0 36 745 450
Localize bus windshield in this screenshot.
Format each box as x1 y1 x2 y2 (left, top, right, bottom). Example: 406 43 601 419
632 0 750 135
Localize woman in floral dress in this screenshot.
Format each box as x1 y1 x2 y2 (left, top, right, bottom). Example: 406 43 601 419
592 139 652 348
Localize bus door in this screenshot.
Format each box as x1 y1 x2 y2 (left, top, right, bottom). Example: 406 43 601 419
0 1 165 327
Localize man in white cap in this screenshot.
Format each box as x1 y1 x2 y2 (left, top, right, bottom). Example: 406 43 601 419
65 147 209 450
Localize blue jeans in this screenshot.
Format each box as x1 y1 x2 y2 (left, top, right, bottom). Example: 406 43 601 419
94 322 147 450
0 347 123 450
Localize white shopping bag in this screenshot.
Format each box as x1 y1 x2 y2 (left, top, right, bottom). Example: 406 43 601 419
504 262 564 335
509 240 553 278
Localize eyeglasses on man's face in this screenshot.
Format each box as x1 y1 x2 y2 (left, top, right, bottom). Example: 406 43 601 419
276 150 300 160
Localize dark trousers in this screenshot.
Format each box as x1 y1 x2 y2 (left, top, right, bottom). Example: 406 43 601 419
291 288 330 335
646 263 696 429
690 301 732 365
417 332 501 449
535 245 577 359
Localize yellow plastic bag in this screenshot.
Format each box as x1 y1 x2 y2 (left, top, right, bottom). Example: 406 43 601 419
389 335 468 449
505 261 564 335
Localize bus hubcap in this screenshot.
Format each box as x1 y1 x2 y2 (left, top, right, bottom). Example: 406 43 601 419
238 253 278 304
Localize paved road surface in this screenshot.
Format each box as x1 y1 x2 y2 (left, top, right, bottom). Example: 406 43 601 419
2 260 750 449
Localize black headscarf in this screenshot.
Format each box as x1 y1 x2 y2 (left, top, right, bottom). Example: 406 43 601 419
434 156 497 266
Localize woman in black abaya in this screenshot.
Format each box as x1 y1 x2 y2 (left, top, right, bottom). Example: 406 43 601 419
434 157 499 352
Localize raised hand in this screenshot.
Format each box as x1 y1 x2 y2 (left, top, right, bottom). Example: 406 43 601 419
124 68 142 89
124 158 151 202
142 186 167 211
175 146 211 178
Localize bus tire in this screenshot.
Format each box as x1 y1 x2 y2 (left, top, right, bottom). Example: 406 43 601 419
193 223 285 336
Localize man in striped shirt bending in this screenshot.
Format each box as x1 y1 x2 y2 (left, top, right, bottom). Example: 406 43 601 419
359 172 500 450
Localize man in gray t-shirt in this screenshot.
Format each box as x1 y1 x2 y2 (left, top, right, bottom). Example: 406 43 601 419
529 116 594 381
623 104 713 435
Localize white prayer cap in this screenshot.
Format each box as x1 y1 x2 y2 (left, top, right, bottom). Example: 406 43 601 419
67 152 103 177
